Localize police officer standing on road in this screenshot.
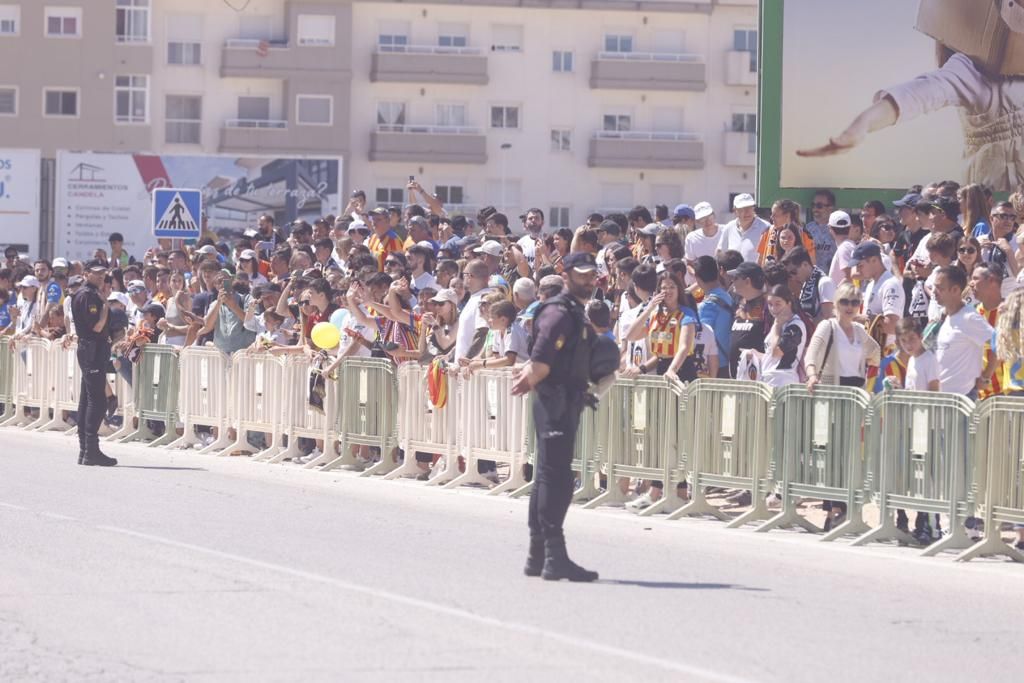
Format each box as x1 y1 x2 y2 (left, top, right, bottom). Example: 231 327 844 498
512 252 601 582
72 260 117 467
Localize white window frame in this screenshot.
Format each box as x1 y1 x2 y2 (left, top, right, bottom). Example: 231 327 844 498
114 75 148 124
435 102 467 128
552 50 573 73
116 0 150 44
491 24 522 53
0 86 17 116
0 5 20 36
296 94 333 126
603 33 633 53
734 28 758 71
377 101 406 131
296 14 335 47
375 186 405 205
438 23 467 49
490 104 520 130
165 94 202 144
42 87 79 118
548 206 571 229
434 185 465 205
550 128 572 152
166 13 202 65
167 41 201 65
44 6 81 38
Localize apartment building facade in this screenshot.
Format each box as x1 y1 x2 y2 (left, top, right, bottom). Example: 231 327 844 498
0 0 758 239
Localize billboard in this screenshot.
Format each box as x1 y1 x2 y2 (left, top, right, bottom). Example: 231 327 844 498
55 152 342 261
0 149 41 257
758 0 1020 207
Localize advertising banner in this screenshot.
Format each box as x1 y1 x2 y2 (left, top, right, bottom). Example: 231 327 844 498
55 152 342 261
758 0 1020 207
0 149 41 257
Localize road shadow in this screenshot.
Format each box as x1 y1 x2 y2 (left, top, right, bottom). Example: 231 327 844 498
114 465 207 471
599 579 768 591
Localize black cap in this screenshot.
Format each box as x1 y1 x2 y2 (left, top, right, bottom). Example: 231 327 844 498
727 261 764 281
562 251 597 273
108 232 124 243
931 195 960 219
84 259 107 272
597 219 621 235
849 241 882 265
141 302 166 317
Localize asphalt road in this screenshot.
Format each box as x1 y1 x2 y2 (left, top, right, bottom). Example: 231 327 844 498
1 428 1021 683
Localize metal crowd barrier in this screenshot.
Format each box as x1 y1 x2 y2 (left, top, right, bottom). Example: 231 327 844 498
104 365 137 442
37 340 81 433
956 397 1024 563
387 362 463 483
756 385 872 541
320 357 399 476
167 346 234 454
1 337 52 430
265 353 331 464
119 344 180 447
852 390 976 554
219 351 284 459
583 375 686 515
0 336 13 421
667 379 775 527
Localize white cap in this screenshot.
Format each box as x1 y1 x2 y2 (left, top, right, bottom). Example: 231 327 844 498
106 292 130 306
52 257 69 269
347 220 369 233
197 245 218 255
828 210 852 229
429 288 459 305
473 240 504 258
17 275 40 288
694 202 714 220
732 193 756 209
239 249 258 261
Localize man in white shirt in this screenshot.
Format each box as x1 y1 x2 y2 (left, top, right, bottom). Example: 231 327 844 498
595 220 625 277
516 208 546 268
406 243 438 293
716 193 769 263
685 201 721 261
454 259 493 361
851 241 905 352
932 265 993 398
827 210 856 287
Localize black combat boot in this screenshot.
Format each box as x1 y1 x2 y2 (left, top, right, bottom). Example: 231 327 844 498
81 441 117 467
541 537 598 582
524 535 545 577
78 429 86 465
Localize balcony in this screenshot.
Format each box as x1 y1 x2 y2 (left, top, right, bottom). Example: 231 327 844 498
371 45 488 85
723 130 756 167
369 125 487 164
220 39 348 82
590 52 706 91
219 119 332 155
588 131 704 170
725 50 757 86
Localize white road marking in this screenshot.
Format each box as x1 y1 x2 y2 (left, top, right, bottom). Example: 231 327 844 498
39 511 78 522
97 524 756 683
0 502 28 511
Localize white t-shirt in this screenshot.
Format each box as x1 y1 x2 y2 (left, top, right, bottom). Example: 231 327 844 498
717 217 769 263
936 305 993 394
829 240 856 288
492 322 529 361
693 320 718 376
761 315 807 387
412 271 437 293
685 228 721 262
905 350 940 391
616 299 649 369
455 287 492 360
835 326 864 377
517 233 542 268
331 306 372 358
864 270 905 319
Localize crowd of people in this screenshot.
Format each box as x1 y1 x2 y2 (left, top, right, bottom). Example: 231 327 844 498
2 179 1024 549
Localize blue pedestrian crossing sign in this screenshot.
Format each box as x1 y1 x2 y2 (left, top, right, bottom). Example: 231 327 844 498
152 188 202 238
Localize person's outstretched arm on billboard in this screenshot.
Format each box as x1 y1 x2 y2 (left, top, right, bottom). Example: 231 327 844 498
796 96 898 157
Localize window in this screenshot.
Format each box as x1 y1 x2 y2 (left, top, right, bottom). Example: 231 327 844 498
550 128 572 152
491 24 522 52
376 187 405 205
0 87 16 116
167 13 201 64
116 0 149 43
43 88 78 117
378 33 408 52
297 95 332 125
734 29 758 71
165 95 201 144
236 96 270 125
490 105 519 129
604 34 632 53
434 185 464 205
436 103 466 128
602 114 631 133
732 112 757 153
297 14 334 46
0 6 20 36
45 6 81 38
114 75 148 124
552 50 573 72
377 101 406 131
438 23 467 49
549 207 570 229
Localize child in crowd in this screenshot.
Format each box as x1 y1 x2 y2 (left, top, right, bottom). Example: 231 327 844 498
463 300 527 373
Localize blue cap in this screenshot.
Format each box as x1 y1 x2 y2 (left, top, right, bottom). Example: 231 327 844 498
562 251 597 273
673 204 695 220
893 193 921 209
849 241 881 265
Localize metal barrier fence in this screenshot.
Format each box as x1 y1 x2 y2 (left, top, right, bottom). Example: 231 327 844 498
266 353 330 464
167 347 234 454
0 336 13 421
1 337 52 430
388 362 463 484
119 344 180 447
220 351 284 459
320 357 399 476
38 340 81 433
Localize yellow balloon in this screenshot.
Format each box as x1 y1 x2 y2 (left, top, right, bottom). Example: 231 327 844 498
311 322 340 350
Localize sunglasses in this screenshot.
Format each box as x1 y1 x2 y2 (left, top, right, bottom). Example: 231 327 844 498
878 224 895 231
958 247 977 255
299 299 312 306
812 202 833 209
993 213 1016 221
385 260 401 267
837 298 862 307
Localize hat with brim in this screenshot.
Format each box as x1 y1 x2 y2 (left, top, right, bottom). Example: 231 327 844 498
639 223 662 237
732 193 757 209
848 241 881 266
562 251 598 273
429 288 459 305
473 241 504 258
694 202 714 220
17 275 40 288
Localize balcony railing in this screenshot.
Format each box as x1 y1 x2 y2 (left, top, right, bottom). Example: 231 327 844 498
596 51 701 62
224 38 289 49
224 119 288 129
376 124 483 135
376 44 482 56
593 130 702 142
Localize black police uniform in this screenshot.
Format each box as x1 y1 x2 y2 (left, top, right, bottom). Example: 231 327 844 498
525 292 598 582
71 280 115 465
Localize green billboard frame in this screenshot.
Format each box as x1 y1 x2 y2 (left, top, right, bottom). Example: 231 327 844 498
756 0 917 211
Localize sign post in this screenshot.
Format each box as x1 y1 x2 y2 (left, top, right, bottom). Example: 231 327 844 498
152 188 202 240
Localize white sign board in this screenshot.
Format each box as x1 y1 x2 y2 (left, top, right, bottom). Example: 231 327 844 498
0 149 41 258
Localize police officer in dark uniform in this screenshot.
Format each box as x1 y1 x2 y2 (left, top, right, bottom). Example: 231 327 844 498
72 260 117 467
512 252 600 582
